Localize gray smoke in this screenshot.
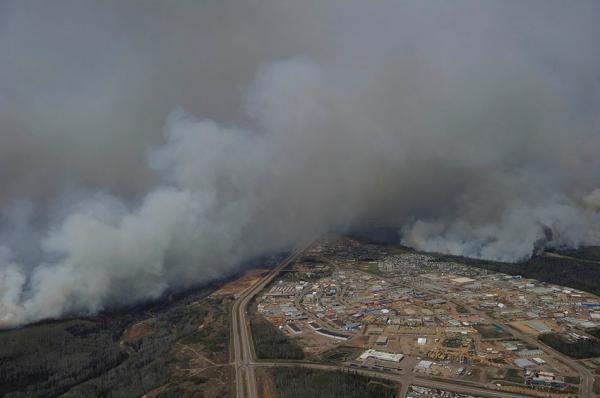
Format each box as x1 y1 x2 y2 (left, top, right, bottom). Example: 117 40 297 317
1 0 600 327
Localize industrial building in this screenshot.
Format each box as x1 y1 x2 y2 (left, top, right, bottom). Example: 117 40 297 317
358 349 404 363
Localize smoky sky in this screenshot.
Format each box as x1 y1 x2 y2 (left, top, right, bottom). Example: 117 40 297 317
1 0 600 327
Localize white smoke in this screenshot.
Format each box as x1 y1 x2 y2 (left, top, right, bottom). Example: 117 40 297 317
402 202 600 262
583 189 600 212
1 1 600 327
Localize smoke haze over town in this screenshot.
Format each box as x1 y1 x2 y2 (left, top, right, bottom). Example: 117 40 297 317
1 0 600 327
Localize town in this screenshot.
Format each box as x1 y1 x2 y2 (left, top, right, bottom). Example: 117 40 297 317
255 236 600 397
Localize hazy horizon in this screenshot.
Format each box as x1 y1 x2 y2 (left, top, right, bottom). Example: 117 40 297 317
1 0 600 327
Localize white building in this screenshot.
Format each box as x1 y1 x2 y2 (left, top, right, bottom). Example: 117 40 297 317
358 349 404 363
417 360 433 369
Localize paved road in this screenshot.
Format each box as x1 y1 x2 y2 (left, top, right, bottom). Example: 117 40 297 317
508 327 594 398
231 246 593 398
441 292 595 398
348 262 594 398
232 247 307 398
251 361 529 398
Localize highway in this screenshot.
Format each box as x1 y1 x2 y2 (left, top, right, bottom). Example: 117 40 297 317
232 247 307 398
230 244 558 398
251 361 532 398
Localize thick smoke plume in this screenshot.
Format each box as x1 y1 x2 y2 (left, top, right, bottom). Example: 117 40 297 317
1 1 600 327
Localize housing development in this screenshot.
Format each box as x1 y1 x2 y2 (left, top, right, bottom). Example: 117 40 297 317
250 235 600 397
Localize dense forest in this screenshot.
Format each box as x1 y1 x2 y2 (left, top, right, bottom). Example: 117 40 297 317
538 333 600 359
0 318 131 397
271 367 397 398
251 318 304 360
547 246 600 262
436 248 600 296
0 288 231 397
589 328 600 339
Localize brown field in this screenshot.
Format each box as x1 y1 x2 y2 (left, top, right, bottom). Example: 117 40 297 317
211 269 268 297
124 320 153 341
